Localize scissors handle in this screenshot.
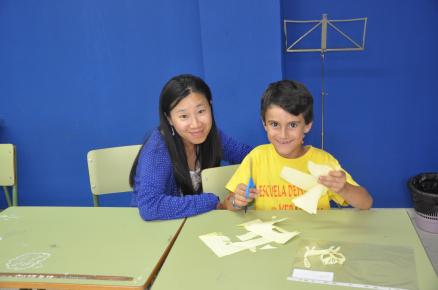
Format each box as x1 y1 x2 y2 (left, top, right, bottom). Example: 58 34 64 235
244 177 255 213
245 177 255 199
245 158 254 213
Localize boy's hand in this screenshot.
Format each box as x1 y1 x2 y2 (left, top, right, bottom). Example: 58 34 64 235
318 170 347 194
231 183 259 209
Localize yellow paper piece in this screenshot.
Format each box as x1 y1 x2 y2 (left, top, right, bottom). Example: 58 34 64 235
199 232 270 257
260 244 277 250
236 231 259 241
281 161 335 214
308 161 332 178
243 219 300 244
291 184 326 214
199 218 299 257
280 166 317 190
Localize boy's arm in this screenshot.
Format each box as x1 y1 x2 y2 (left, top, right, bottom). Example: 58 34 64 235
319 170 373 210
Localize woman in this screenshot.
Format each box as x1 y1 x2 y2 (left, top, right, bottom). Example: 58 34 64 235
130 74 252 220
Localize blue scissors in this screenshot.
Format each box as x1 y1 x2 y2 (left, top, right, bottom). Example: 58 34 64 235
244 158 255 213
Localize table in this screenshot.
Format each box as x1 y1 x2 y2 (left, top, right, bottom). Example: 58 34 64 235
0 206 184 289
152 209 438 290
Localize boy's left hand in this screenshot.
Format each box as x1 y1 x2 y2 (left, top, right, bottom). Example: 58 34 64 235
318 170 347 194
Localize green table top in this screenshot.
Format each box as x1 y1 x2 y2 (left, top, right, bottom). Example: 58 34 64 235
152 209 438 290
0 206 184 289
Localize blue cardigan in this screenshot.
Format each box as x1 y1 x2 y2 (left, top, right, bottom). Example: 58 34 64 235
131 128 252 220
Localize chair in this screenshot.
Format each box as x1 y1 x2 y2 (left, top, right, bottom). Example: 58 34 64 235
0 144 18 207
87 145 141 206
201 164 240 201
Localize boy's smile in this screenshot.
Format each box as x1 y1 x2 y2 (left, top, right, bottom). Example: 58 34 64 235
263 105 312 159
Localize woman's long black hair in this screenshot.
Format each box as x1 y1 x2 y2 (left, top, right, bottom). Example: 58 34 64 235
129 74 222 194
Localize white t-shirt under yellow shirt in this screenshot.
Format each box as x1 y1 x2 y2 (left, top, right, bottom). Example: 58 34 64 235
226 144 358 211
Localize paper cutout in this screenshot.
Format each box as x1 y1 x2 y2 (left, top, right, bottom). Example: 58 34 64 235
281 166 317 190
292 184 326 215
260 244 277 250
303 246 346 268
199 233 269 257
281 161 339 214
199 218 299 257
236 231 259 241
308 162 335 178
239 218 297 244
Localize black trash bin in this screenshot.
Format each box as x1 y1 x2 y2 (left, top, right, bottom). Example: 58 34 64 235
408 172 438 233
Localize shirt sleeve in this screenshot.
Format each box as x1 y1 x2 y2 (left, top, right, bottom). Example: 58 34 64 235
219 130 253 164
225 154 252 193
133 144 220 221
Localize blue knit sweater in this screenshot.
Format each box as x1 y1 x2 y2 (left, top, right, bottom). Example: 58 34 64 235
131 128 252 220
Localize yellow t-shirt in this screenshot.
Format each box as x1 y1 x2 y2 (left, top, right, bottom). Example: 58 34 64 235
226 144 358 211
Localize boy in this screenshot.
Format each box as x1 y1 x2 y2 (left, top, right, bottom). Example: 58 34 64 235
226 80 372 211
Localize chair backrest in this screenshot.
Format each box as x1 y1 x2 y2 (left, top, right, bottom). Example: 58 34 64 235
0 144 15 186
87 145 141 206
0 144 17 206
201 164 240 201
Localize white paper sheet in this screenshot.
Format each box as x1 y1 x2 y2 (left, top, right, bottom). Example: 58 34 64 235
199 233 270 257
242 219 299 244
260 244 277 250
199 218 300 257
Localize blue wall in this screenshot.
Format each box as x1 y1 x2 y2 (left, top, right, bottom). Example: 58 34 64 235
198 0 282 145
1 1 437 208
282 0 438 207
0 0 281 207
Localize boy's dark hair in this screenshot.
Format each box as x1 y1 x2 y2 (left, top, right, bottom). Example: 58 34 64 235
260 80 313 124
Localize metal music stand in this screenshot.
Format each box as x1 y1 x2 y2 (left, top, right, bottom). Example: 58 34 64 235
284 14 367 149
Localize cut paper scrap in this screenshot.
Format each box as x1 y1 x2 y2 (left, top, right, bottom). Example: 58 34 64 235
199 218 299 257
236 231 259 241
238 218 299 244
292 184 326 215
199 233 270 257
281 161 339 214
303 246 346 268
260 244 277 250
